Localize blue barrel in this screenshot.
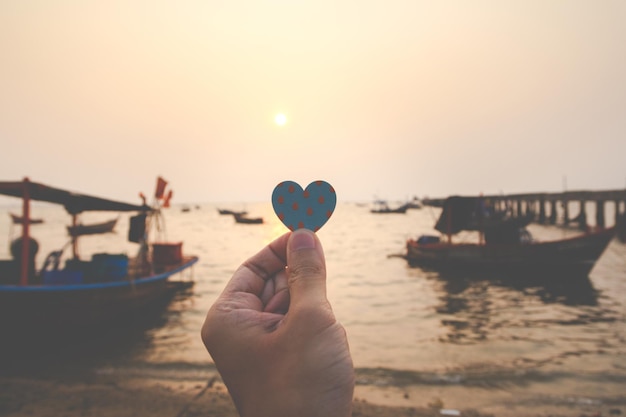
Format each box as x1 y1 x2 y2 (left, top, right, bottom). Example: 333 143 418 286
91 253 129 281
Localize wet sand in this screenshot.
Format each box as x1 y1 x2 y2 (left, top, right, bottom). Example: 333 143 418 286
0 374 474 417
2 373 623 417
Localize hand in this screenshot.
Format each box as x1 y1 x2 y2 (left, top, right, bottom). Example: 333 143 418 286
201 229 354 417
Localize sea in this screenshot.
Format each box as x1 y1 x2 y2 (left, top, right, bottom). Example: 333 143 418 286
1 201 625 415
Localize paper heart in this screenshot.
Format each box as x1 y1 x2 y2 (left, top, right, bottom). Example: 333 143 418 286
272 180 336 232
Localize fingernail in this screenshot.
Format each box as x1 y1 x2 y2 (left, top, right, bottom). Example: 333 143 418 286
290 230 316 251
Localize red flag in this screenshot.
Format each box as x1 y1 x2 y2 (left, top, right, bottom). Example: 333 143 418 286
155 177 168 199
163 190 173 208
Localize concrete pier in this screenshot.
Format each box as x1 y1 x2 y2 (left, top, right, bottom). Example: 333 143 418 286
424 189 626 232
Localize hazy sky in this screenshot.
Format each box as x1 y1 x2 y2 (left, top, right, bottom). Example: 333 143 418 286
1 1 625 204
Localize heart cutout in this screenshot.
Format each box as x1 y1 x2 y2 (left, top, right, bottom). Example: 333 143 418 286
272 180 336 232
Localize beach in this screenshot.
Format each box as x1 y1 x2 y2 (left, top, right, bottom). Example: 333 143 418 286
0 373 474 417
2 371 624 417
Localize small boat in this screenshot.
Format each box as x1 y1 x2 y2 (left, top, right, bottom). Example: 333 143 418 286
0 177 198 341
405 198 423 209
405 196 615 276
9 213 44 225
370 200 409 214
234 213 263 224
218 208 248 216
66 217 118 237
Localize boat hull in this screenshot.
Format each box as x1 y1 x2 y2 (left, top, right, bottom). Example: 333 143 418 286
10 213 44 225
406 228 615 275
66 218 118 237
0 257 198 338
234 215 263 224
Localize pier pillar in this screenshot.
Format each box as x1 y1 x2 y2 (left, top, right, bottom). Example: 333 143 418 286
538 198 546 223
563 200 570 225
578 200 587 230
517 200 522 217
596 200 605 229
549 200 557 224
496 199 504 215
618 204 626 242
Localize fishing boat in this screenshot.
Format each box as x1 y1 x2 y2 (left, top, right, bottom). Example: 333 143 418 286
9 213 44 225
406 197 423 209
234 212 264 224
66 217 118 237
0 177 198 340
218 208 248 216
370 200 409 214
405 196 615 276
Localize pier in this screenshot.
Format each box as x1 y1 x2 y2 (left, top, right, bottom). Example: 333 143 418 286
424 189 626 232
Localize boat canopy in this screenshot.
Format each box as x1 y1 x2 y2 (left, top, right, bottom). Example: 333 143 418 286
0 179 150 215
434 196 486 235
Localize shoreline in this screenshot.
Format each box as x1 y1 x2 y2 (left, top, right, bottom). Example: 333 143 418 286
0 374 460 417
2 372 624 417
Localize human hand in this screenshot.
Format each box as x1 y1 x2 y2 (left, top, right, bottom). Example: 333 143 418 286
201 229 354 417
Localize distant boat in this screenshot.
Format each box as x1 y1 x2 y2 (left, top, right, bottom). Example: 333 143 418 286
405 198 423 209
370 200 409 214
234 213 263 224
67 217 118 237
9 213 44 225
404 196 615 276
181 206 191 213
218 208 248 216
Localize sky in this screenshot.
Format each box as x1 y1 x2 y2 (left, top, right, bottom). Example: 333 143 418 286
1 1 625 204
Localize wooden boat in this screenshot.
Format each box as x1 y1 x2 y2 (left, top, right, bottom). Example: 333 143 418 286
405 196 615 275
0 177 198 339
234 213 263 224
406 198 423 209
9 213 44 225
66 217 118 237
218 208 248 216
370 200 409 214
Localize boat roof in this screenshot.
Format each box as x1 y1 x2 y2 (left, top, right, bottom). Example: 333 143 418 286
0 179 151 215
434 196 483 235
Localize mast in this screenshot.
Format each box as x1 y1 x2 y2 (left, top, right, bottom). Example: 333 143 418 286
20 177 31 286
446 204 452 243
71 214 79 258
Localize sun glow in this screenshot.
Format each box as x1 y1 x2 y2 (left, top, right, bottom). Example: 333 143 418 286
274 113 287 126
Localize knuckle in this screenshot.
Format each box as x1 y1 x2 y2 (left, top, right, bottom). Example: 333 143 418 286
288 263 325 283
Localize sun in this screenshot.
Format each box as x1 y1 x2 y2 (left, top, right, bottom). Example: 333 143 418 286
274 113 287 126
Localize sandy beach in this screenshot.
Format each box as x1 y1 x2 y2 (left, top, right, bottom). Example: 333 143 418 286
2 371 623 417
0 374 478 417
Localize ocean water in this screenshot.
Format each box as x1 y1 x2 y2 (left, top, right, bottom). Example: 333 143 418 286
1 201 625 413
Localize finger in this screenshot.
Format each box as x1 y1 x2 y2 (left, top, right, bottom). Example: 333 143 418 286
263 269 290 314
286 229 327 308
223 232 290 296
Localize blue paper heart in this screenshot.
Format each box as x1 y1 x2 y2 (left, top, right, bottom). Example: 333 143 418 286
272 180 336 232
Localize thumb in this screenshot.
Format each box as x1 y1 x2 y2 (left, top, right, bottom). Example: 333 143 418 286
286 229 328 308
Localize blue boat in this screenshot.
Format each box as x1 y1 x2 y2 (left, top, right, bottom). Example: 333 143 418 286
0 177 198 340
